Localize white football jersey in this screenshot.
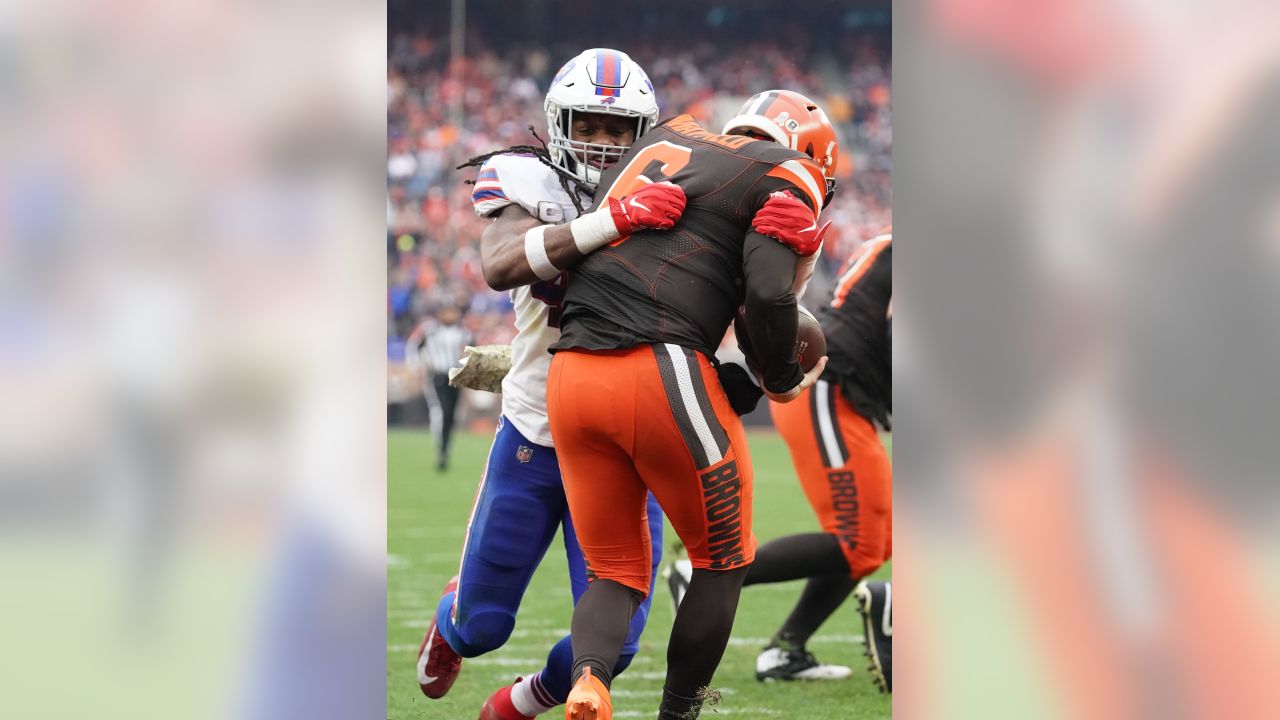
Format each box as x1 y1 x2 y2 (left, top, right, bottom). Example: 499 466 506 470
471 153 589 447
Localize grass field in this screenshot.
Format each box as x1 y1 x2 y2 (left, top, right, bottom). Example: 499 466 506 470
389 427 891 719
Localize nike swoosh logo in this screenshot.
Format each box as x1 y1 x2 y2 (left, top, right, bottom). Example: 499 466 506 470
629 198 651 212
417 624 438 685
800 222 817 233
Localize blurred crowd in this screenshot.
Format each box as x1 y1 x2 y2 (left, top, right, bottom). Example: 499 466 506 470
388 26 891 411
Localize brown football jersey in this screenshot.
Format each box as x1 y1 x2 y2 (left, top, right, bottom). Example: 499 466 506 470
818 233 892 427
551 114 829 393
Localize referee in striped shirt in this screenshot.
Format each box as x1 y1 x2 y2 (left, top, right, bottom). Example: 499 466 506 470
413 306 472 471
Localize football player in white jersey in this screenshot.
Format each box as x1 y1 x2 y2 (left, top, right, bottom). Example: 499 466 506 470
416 48 686 720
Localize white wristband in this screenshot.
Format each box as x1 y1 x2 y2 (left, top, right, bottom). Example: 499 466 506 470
523 225 560 281
569 206 622 255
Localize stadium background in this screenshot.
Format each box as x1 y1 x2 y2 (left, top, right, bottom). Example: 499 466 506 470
388 0 890 428
387 1 891 717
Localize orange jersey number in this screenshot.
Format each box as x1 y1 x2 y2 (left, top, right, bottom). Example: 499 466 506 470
601 140 693 246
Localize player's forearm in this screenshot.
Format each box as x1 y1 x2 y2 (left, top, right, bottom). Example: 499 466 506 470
742 232 803 393
481 220 588 291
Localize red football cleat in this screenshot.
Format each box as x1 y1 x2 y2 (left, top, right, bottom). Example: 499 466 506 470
416 575 463 699
478 680 535 720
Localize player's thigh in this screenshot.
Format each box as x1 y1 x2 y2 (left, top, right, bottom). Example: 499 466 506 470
837 404 891 572
563 491 663 604
769 384 834 515
776 381 891 576
458 422 564 591
633 344 756 572
548 350 653 594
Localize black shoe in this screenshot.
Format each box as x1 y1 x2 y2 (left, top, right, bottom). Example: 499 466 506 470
855 580 892 692
755 645 852 681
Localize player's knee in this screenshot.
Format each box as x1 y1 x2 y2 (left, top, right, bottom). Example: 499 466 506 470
452 610 516 656
847 546 887 580
589 573 651 600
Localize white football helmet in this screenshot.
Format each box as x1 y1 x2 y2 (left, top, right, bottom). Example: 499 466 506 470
544 48 659 188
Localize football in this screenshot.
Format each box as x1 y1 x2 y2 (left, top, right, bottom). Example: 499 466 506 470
734 305 826 373
796 305 826 372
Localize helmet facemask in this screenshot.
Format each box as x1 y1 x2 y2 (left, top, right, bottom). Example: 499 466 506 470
546 106 653 189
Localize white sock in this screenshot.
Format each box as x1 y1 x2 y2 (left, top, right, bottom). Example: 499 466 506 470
510 672 557 716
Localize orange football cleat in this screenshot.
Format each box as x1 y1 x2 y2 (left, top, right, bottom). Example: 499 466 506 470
564 666 612 720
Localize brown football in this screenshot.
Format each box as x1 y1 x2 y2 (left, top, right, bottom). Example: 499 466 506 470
733 305 826 373
796 305 826 372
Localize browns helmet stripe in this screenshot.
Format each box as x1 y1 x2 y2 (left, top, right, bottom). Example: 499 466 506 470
745 90 780 117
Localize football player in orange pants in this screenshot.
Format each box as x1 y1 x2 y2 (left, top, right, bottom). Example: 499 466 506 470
547 91 840 719
670 234 893 688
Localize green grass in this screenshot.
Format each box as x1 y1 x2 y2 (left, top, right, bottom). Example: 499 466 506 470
389 428 891 719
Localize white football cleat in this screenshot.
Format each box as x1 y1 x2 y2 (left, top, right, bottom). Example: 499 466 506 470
755 645 852 682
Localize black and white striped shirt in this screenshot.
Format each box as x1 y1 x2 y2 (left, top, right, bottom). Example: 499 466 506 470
423 323 471 375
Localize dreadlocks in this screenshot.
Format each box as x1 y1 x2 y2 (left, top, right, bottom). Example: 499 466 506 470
456 126 594 216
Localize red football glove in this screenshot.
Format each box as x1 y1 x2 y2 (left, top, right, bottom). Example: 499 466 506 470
607 181 687 234
752 190 830 257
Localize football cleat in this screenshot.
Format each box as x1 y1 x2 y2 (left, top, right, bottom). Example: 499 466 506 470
663 559 692 613
755 645 853 681
479 679 535 720
417 575 463 699
855 580 892 693
564 666 611 720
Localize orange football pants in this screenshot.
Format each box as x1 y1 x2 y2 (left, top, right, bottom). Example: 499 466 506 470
769 379 891 578
547 345 756 596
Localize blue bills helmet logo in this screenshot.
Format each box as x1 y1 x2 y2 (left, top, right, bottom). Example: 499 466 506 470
516 445 533 463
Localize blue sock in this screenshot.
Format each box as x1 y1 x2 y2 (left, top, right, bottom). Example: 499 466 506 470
536 634 638 706
538 634 575 703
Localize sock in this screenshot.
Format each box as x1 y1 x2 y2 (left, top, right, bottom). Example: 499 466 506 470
510 673 557 716
774 573 858 647
664 566 749 701
657 686 703 719
769 628 805 652
533 634 574 705
569 579 642 689
511 642 636 715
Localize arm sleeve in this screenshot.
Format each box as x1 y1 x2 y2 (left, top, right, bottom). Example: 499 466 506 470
741 230 803 394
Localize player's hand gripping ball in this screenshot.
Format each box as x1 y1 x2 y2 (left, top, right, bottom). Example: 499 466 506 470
608 181 686 234
735 305 827 373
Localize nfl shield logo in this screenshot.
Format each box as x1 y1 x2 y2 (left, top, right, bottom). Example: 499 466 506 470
516 445 533 463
